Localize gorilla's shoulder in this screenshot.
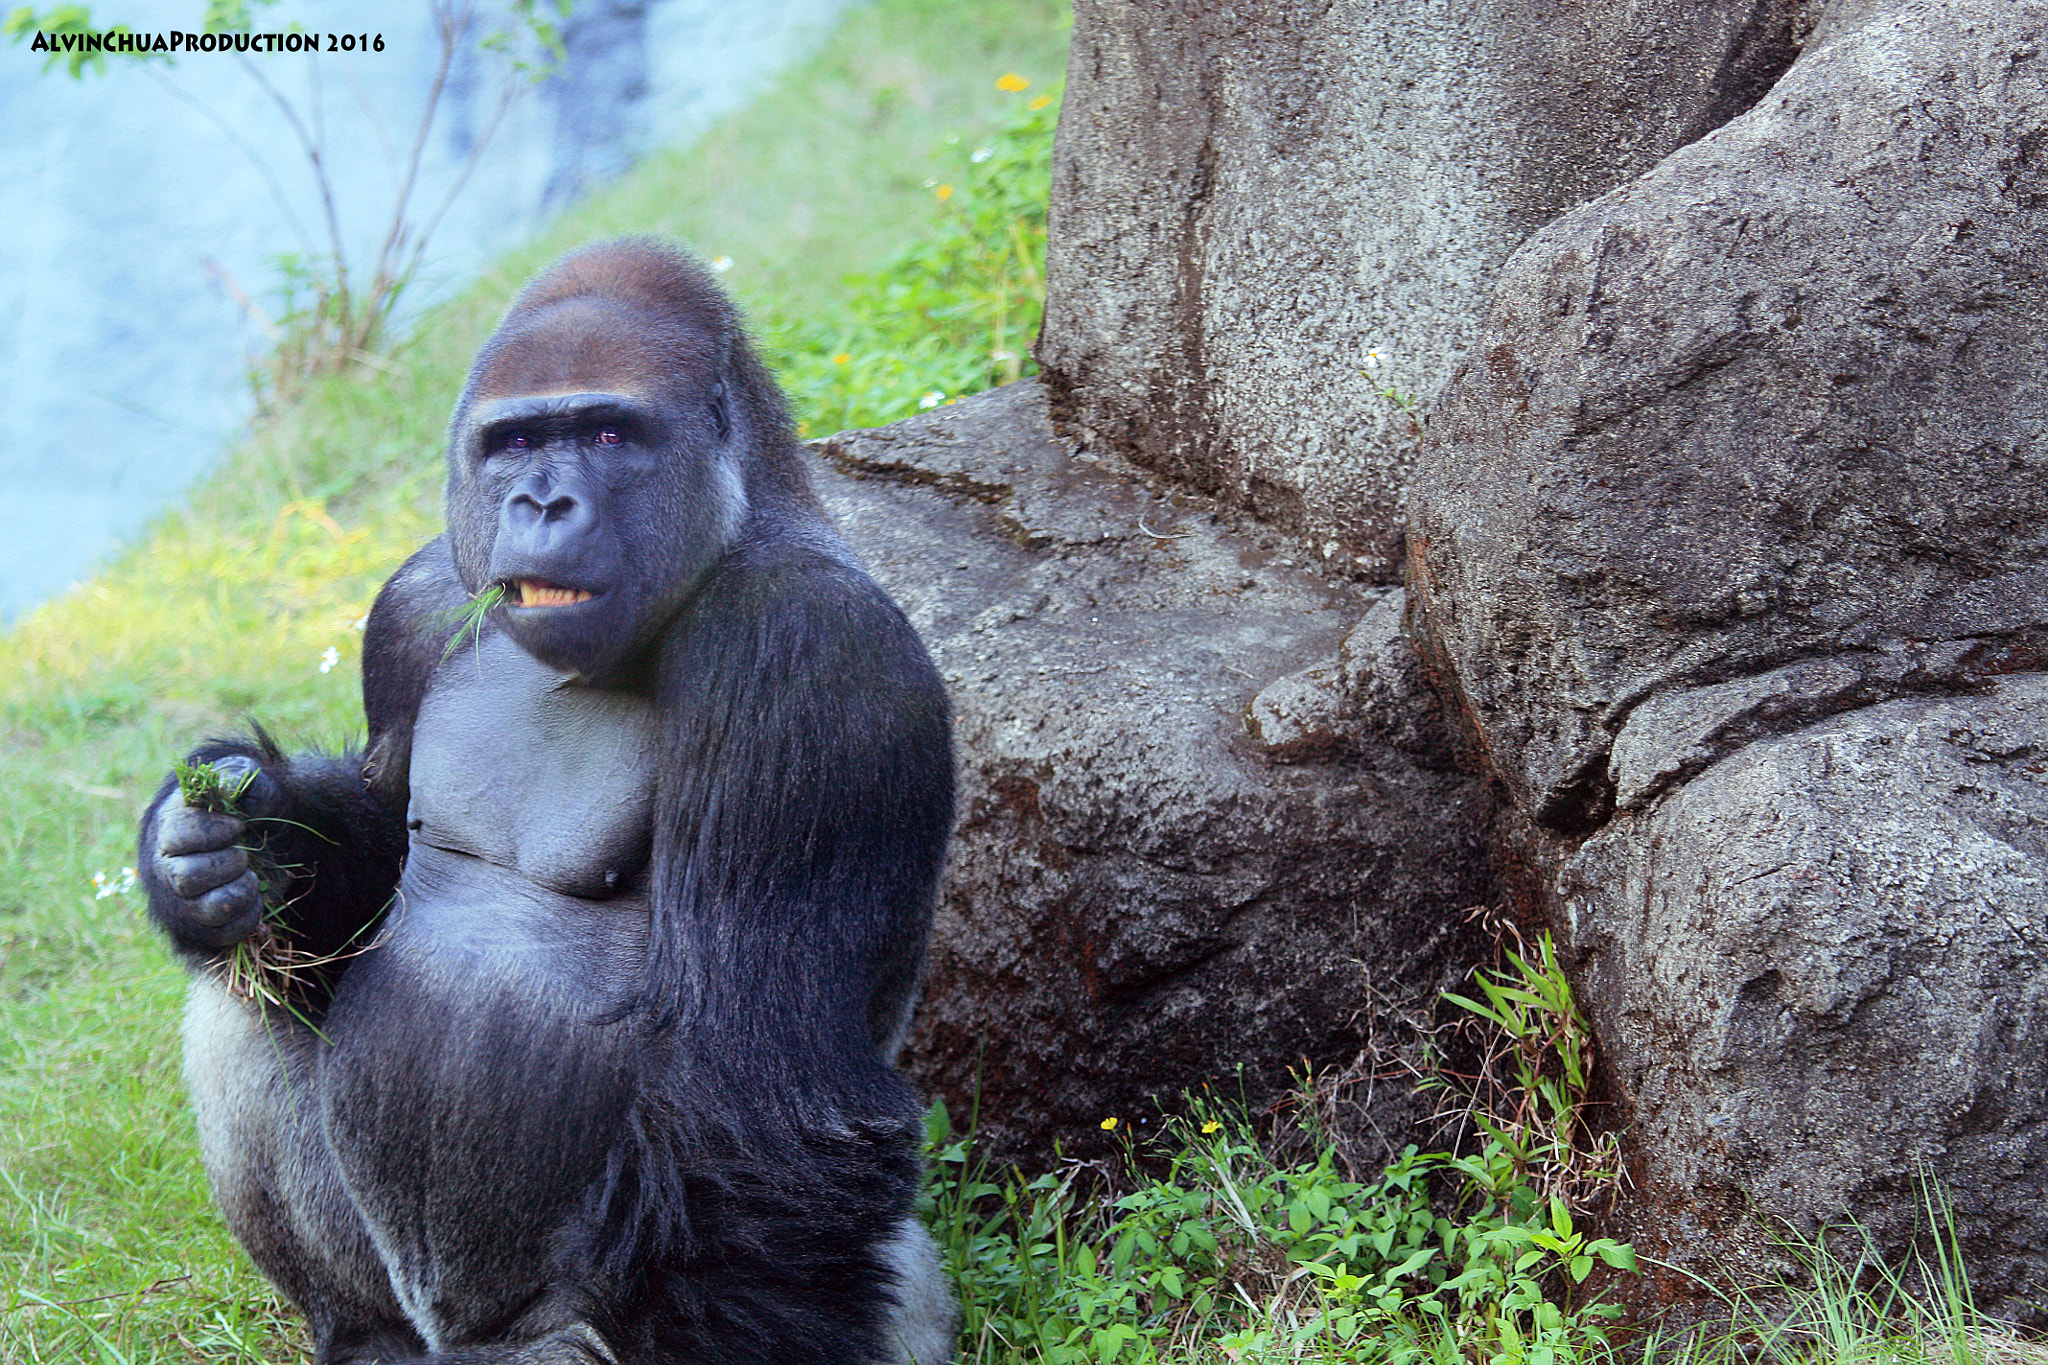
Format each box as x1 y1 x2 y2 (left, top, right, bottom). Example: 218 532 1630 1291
362 536 473 794
684 533 940 704
712 530 907 623
378 537 470 622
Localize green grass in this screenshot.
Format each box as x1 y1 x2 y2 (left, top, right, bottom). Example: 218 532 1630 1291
0 1 1068 1358
933 1104 1633 1365
918 940 1641 1365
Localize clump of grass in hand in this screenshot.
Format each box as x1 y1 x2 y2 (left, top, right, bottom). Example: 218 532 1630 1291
174 758 358 1026
175 756 259 813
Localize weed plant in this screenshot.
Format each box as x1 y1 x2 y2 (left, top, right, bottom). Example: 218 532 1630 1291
1441 931 1623 1217
923 946 2033 1365
1664 1182 2040 1365
930 1108 1634 1365
926 939 1639 1365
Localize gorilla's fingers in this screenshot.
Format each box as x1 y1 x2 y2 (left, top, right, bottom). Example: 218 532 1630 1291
180 873 264 944
156 805 247 860
164 846 252 901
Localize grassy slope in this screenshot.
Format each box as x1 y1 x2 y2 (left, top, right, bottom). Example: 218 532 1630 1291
0 2 1069 1359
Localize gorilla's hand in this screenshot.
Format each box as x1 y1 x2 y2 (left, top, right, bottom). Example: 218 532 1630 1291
145 755 281 949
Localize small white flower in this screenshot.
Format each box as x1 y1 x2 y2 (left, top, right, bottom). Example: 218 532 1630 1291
918 390 946 410
91 867 138 900
710 255 734 273
1363 347 1384 371
990 348 1016 363
971 147 993 164
319 645 340 674
351 614 369 632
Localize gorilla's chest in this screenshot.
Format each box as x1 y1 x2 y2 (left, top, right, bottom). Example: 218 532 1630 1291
408 630 658 898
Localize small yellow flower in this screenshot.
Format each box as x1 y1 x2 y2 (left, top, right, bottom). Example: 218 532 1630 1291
1030 94 1055 111
935 183 954 202
996 72 1029 92
832 353 852 366
1201 1120 1222 1135
1100 1116 1119 1131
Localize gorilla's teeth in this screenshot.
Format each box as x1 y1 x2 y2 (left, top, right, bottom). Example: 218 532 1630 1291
515 581 593 608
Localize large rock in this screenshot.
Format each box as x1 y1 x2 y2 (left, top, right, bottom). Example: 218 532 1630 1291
1409 0 2048 1316
814 382 1498 1169
1411 2 2048 832
1564 680 2048 1314
1038 0 1808 579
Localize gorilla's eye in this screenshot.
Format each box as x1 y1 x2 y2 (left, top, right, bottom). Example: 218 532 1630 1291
592 427 624 447
502 431 536 452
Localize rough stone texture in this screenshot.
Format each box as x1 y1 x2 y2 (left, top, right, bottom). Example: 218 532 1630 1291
1037 0 1809 579
1410 1 2048 834
813 381 1498 1169
1562 680 2048 1316
1407 0 2048 1317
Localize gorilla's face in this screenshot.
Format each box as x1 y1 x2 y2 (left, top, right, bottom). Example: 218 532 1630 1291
445 375 744 686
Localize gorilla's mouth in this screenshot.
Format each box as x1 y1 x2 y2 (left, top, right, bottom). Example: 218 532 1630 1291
510 579 595 608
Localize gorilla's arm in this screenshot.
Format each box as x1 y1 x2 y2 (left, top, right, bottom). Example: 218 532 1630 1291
361 536 472 808
137 540 464 990
589 540 955 1363
645 540 955 1075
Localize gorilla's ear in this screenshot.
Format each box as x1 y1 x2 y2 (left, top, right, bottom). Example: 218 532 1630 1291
709 380 731 443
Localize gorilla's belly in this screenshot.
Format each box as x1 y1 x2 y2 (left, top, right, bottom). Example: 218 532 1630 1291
324 629 661 1328
379 842 650 995
319 850 649 1344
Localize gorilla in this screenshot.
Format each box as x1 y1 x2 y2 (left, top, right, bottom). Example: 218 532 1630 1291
137 238 958 1365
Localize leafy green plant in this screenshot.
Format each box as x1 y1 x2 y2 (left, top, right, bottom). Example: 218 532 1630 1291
1443 931 1623 1215
771 74 1062 435
930 1088 1638 1365
921 925 1651 1365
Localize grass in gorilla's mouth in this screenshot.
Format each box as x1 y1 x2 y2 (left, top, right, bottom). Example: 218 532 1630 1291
512 579 595 608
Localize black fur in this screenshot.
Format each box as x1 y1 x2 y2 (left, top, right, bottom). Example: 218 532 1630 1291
138 239 957 1365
